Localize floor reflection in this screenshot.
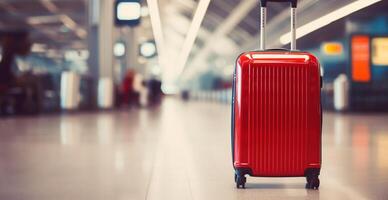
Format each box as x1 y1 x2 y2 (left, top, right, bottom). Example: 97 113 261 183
352 124 370 171
97 114 115 145
1 99 388 199
376 133 388 171
60 116 81 145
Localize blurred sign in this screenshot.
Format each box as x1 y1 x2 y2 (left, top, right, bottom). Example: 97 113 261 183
115 0 141 26
114 42 126 57
139 41 157 58
372 37 388 66
322 42 343 55
351 35 371 82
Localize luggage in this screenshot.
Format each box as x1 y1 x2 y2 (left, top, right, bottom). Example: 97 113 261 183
232 0 322 189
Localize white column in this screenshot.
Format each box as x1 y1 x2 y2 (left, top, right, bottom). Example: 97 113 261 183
97 0 115 109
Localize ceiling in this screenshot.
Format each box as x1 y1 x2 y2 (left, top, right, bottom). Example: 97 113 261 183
0 0 361 57
0 0 87 51
0 0 385 81
157 0 293 81
160 0 380 80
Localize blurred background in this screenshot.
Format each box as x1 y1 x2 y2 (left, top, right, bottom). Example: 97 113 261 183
0 0 387 113
0 0 388 199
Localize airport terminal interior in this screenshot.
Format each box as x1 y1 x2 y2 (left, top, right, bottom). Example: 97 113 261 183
1 0 388 199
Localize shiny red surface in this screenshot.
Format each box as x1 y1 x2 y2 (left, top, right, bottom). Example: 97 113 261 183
233 51 321 176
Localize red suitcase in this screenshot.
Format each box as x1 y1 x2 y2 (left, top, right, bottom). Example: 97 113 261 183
232 0 322 189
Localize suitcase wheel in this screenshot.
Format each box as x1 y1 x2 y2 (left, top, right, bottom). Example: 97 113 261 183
235 174 246 189
305 176 320 190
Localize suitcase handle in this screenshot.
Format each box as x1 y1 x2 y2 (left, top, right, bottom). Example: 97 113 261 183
259 0 297 51
259 48 289 52
260 0 297 8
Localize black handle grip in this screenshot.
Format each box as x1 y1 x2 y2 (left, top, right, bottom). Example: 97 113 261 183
260 0 297 8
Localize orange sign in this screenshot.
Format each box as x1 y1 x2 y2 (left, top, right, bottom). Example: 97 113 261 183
322 42 343 55
351 36 371 82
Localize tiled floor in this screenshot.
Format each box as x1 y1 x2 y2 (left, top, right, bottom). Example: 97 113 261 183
0 98 388 200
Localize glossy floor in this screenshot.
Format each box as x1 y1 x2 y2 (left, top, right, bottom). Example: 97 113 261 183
0 98 388 200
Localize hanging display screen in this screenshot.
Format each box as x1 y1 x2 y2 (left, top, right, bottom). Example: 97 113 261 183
115 0 141 26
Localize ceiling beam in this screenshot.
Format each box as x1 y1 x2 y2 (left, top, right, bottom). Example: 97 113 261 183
39 0 87 39
186 0 257 71
174 0 211 78
146 0 167 77
280 0 382 45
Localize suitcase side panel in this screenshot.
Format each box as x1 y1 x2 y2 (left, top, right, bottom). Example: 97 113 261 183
306 58 322 171
233 59 250 168
233 52 321 177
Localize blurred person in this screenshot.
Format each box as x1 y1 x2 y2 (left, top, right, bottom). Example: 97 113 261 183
181 90 190 101
147 77 163 107
132 73 148 107
0 30 37 115
120 69 140 107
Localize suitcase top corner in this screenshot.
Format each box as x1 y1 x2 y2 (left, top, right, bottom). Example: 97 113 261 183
237 51 319 66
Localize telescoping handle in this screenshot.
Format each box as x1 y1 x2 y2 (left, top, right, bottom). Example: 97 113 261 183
259 0 297 51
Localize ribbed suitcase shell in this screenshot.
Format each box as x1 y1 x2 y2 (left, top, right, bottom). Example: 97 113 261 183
233 51 321 177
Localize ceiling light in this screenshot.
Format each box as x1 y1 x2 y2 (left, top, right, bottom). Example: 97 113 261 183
27 15 61 25
40 0 58 13
280 0 382 45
